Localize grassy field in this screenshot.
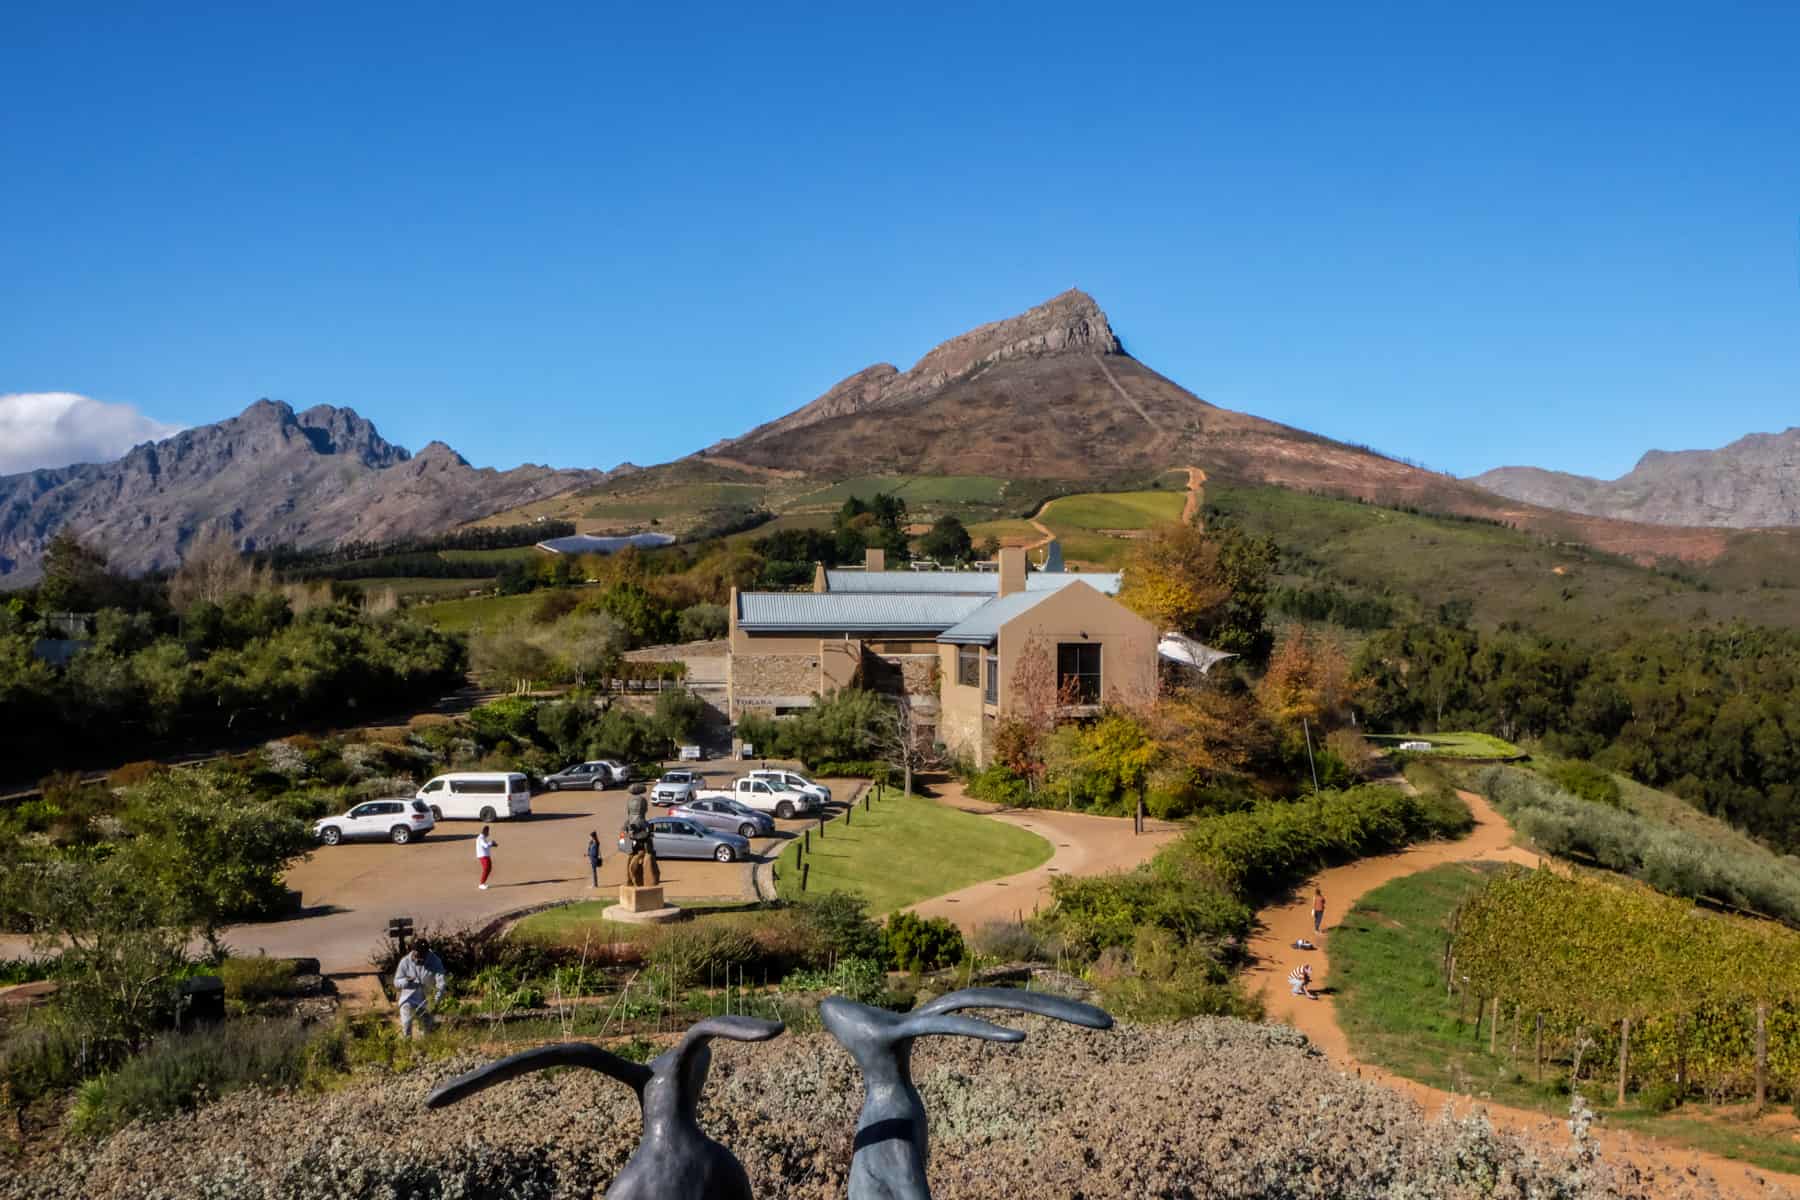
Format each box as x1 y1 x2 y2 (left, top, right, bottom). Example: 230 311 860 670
350 576 498 600
1367 732 1525 759
774 789 1052 913
582 482 769 525
409 590 541 632
1210 481 1800 636
438 547 545 564
511 897 758 945
1037 489 1184 566
793 475 1015 508
1332 863 1800 1176
964 517 1045 548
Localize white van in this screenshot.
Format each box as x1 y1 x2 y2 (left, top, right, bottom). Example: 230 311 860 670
416 773 533 821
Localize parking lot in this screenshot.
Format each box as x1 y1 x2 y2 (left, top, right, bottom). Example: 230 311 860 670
225 765 855 976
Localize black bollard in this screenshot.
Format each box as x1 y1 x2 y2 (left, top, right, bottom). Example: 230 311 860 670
801 861 810 892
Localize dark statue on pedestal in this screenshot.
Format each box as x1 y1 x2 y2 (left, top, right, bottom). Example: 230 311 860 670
426 1016 783 1200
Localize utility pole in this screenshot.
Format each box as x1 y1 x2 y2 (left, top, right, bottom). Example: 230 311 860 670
1302 717 1320 793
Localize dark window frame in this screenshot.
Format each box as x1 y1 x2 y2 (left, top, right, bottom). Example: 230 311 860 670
957 645 980 687
984 651 999 705
1056 642 1102 705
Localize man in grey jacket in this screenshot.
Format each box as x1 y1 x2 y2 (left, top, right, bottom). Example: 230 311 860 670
394 941 449 1038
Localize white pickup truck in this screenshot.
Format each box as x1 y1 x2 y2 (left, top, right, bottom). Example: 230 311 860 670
695 776 820 820
745 768 832 808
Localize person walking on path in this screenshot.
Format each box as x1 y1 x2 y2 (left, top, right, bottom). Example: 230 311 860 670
585 830 603 888
394 941 448 1037
476 825 497 889
1312 887 1326 934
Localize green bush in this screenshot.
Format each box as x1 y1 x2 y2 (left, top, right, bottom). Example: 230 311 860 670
1544 759 1623 808
811 761 894 786
217 956 298 1002
779 956 890 1004
70 1018 314 1136
647 923 759 989
966 764 1029 807
795 891 884 962
1045 871 1251 959
969 920 1053 963
882 911 966 973
0 1021 87 1105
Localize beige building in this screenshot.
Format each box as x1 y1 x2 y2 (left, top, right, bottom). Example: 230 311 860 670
727 546 1157 765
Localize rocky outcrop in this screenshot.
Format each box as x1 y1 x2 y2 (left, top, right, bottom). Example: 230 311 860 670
711 290 1121 451
0 401 608 584
1472 427 1800 528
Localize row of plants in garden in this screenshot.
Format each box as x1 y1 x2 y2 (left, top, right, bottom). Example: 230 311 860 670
1476 765 1800 926
1451 866 1800 1105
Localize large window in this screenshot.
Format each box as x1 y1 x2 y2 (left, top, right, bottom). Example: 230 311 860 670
984 652 999 705
957 645 980 687
1057 643 1102 705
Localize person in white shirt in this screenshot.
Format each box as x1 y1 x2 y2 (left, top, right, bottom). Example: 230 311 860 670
476 825 497 889
393 942 448 1037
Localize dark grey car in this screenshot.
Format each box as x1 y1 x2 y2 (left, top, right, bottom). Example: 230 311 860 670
671 797 774 840
543 761 614 791
617 817 750 863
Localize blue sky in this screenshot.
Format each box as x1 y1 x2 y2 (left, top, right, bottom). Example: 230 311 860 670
2 1 1795 479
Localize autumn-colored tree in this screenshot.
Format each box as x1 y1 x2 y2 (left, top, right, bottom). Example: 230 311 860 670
1324 727 1378 779
1257 626 1357 730
1147 686 1267 781
1118 523 1230 635
167 527 271 612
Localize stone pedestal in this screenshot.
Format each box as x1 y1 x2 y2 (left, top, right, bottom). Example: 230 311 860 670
602 884 682 925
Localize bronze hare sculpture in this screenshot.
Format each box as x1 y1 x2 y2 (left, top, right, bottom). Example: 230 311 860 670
821 988 1113 1200
426 1015 783 1200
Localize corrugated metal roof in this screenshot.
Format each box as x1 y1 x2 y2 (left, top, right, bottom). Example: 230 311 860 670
822 570 1121 595
936 591 1056 645
736 592 990 634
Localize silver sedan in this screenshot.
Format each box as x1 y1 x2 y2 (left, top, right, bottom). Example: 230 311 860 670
672 797 775 840
618 817 751 863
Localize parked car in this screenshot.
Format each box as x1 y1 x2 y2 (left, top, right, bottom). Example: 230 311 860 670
746 768 833 807
416 773 532 821
672 797 775 840
543 761 629 791
652 769 705 806
315 799 435 846
695 776 819 820
617 817 750 863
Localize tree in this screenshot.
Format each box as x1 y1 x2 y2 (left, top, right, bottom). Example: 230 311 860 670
918 516 973 563
871 694 936 796
167 527 270 611
38 530 127 613
1118 523 1228 635
1147 686 1265 781
677 603 728 642
1257 626 1356 731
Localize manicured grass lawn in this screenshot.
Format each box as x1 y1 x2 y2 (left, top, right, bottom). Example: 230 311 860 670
1333 863 1800 1177
352 576 499 599
774 789 1052 913
410 590 540 632
512 897 757 945
1368 731 1524 759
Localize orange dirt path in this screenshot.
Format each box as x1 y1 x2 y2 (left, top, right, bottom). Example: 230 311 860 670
1245 789 1798 1198
1180 465 1206 525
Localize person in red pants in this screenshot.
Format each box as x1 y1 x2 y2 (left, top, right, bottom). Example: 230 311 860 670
476 825 497 889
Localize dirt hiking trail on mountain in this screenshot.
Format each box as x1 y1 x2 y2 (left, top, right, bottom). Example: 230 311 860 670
1246 788 1799 1198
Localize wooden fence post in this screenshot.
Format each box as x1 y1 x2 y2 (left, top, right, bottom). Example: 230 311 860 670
1756 1003 1769 1113
1489 997 1500 1055
1534 1012 1544 1082
1617 1017 1630 1106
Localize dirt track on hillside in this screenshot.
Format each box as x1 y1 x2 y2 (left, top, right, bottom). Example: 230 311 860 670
1245 790 1798 1199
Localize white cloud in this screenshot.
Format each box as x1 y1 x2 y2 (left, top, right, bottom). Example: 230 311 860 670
0 392 184 475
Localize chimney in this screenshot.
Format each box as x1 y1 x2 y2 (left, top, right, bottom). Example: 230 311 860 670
812 561 827 593
999 546 1026 597
865 547 885 573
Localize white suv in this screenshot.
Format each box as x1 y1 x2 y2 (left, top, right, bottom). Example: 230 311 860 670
315 799 435 846
747 769 832 807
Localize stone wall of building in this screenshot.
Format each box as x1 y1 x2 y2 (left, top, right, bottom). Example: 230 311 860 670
729 651 818 717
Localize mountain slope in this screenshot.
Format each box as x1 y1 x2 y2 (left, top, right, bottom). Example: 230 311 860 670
693 290 1738 564
0 400 606 583
1473 427 1800 528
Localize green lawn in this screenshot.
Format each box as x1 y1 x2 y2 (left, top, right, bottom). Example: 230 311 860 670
1367 731 1525 759
1333 863 1800 1177
511 897 757 946
774 790 1052 913
1030 489 1183 566
409 591 540 632
351 576 498 599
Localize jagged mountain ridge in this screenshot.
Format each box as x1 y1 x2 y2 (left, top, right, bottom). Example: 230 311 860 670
1472 427 1800 528
694 289 1742 564
0 400 608 583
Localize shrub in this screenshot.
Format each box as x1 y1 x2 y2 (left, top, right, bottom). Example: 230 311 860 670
779 956 890 1004
966 764 1029 808
882 911 966 973
969 920 1052 963
795 891 884 962
106 760 163 789
217 955 298 1002
811 761 894 786
1545 759 1623 808
70 1018 314 1136
647 923 759 989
